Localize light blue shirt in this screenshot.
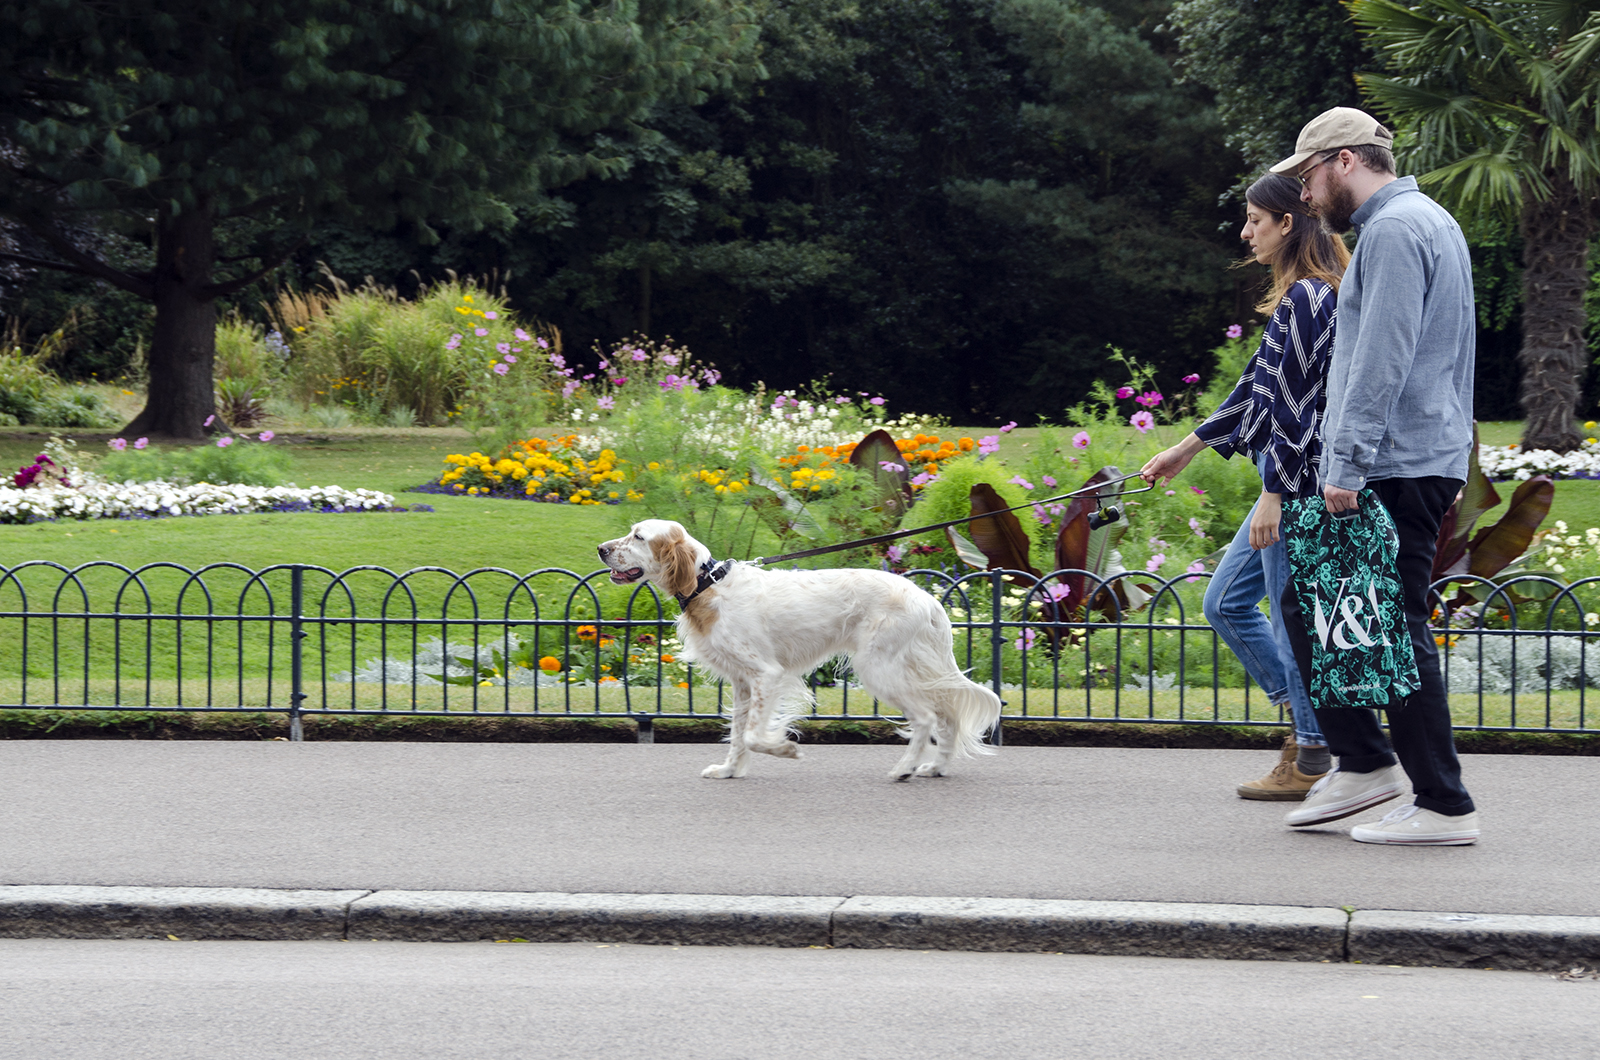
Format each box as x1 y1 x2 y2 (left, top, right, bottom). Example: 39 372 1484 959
1320 176 1476 490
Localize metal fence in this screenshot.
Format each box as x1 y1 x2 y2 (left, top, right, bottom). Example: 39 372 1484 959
1 561 1596 741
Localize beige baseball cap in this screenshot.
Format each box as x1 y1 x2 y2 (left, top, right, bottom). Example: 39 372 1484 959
1270 107 1394 174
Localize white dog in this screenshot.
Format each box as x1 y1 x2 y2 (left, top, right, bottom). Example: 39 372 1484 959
598 519 1002 780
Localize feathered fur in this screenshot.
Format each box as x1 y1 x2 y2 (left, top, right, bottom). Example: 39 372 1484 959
598 519 1002 780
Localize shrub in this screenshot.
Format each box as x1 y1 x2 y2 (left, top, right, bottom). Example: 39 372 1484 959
98 435 292 488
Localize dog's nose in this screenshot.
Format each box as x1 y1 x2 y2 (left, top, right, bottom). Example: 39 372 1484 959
597 544 610 560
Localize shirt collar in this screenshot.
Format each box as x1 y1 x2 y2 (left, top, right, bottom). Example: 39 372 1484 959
1351 175 1417 233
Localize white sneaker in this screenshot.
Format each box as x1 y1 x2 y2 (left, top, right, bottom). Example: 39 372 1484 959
1350 804 1480 846
1284 765 1405 827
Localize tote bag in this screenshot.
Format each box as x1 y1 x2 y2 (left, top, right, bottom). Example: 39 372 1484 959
1281 491 1419 709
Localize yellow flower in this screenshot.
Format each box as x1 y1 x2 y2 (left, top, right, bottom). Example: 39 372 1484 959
1586 421 1596 430
463 294 474 303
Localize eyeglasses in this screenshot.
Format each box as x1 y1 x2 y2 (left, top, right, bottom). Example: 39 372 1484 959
1296 154 1337 187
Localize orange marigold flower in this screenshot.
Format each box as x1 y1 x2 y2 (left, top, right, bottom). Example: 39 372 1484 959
577 625 598 640
539 656 561 672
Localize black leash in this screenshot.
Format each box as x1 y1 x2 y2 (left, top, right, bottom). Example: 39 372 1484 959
749 472 1152 567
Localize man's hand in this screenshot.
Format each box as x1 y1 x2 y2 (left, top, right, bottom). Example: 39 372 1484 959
1324 485 1360 513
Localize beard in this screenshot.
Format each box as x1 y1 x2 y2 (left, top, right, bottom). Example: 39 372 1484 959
1316 173 1360 233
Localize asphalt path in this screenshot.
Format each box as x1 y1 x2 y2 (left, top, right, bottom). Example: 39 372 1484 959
2 938 1594 1060
2 742 1595 917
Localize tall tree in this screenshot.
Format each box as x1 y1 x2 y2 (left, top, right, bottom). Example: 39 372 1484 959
0 0 760 438
1350 0 1600 452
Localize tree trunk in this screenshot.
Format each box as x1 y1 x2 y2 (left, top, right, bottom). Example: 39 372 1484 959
122 201 223 440
1517 175 1592 453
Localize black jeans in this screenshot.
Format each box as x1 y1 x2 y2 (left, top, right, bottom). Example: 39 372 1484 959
1279 476 1475 817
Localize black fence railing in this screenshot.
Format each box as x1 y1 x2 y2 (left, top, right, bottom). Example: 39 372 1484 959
1 561 1595 741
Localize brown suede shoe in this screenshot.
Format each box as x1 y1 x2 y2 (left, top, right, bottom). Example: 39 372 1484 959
1237 757 1324 801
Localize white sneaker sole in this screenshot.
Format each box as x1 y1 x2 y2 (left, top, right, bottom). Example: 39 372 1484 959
1285 780 1402 827
1350 826 1480 846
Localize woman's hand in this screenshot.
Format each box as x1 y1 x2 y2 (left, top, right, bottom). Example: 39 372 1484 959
1250 491 1283 550
1140 433 1205 485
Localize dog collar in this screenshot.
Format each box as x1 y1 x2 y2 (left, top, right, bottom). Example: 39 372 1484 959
675 558 733 609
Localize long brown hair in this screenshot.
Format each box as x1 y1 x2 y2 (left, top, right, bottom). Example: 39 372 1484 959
1244 173 1350 315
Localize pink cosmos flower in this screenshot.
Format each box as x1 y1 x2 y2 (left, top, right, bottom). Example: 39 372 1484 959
910 471 936 487
631 349 648 362
496 343 510 354
1135 391 1163 408
204 415 215 427
1014 628 1037 652
446 334 462 350
216 437 233 448
536 338 550 349
836 396 851 404
1182 373 1201 384
562 380 580 398
596 396 615 411
886 545 905 564
484 311 498 320
259 431 275 442
474 328 489 337
879 461 906 473
1130 411 1155 433
1190 486 1207 495
1190 517 1205 536
1185 560 1206 583
1226 324 1243 339
1000 421 1017 433
1146 553 1166 573
515 328 531 342
1115 386 1134 400
662 354 679 366
870 397 885 406
977 435 1000 455
134 438 148 450
1042 475 1057 487
1072 431 1090 449
1009 475 1034 490
108 438 127 451
493 363 509 376
503 354 517 364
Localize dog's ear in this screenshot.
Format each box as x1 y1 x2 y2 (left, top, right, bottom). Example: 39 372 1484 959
653 526 700 599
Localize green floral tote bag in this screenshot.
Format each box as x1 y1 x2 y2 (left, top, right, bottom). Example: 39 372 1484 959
1281 491 1419 709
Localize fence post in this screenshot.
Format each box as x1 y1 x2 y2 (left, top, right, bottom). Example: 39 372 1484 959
989 571 1004 748
289 565 306 742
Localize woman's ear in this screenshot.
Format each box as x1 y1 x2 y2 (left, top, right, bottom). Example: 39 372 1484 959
654 528 699 599
1281 213 1294 236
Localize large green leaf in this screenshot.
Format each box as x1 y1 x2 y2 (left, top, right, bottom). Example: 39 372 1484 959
848 428 913 519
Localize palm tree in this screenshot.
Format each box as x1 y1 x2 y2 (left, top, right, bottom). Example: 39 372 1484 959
1349 0 1600 453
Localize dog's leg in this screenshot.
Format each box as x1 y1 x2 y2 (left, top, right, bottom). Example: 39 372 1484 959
744 673 802 760
887 701 937 781
702 678 753 779
916 713 956 777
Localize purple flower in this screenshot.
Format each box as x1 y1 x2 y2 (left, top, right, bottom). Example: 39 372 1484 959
134 438 148 450
662 354 680 367
597 359 609 370
1130 411 1155 433
910 471 936 487
493 363 509 376
474 328 489 337
259 431 275 442
1042 475 1057 488
611 376 628 386
550 353 566 370
1033 504 1052 528
446 334 462 350
562 380 580 398
515 328 531 341
596 396 615 411
1014 628 1037 652
1009 475 1034 490
1072 431 1090 449
484 311 498 320
204 414 215 427
1190 517 1205 536
1226 324 1244 339
869 396 885 406
836 396 851 404
631 349 648 362
1185 560 1206 583
108 438 127 451
1000 421 1017 433
1135 391 1163 409
1115 386 1134 400
879 461 906 473
1182 373 1201 384
496 343 511 355
886 545 905 564
503 354 517 364
977 435 1000 455
217 437 234 448
536 338 550 349
1190 486 1207 495
1146 553 1166 573
1045 583 1073 603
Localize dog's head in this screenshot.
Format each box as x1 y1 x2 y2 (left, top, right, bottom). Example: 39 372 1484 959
597 519 710 600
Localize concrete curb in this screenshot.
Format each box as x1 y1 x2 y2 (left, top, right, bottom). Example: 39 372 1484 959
3 886 1598 970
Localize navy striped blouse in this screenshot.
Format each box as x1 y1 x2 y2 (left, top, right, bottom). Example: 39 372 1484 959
1193 278 1337 497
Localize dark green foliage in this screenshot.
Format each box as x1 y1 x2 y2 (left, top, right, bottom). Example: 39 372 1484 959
386 0 1245 422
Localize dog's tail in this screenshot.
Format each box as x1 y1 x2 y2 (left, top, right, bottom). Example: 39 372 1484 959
939 676 1003 760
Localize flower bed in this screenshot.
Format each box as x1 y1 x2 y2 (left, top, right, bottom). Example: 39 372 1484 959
1477 440 1600 481
0 480 408 524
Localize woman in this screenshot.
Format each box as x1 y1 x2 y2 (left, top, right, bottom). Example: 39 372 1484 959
1140 172 1350 801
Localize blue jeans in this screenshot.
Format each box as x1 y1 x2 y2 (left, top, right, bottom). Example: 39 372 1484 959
1202 469 1325 746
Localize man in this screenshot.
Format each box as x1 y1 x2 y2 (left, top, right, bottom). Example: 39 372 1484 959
1268 107 1480 845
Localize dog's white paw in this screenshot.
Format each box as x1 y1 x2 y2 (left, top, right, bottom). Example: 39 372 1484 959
761 740 802 760
914 762 945 778
888 765 915 782
702 763 740 779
